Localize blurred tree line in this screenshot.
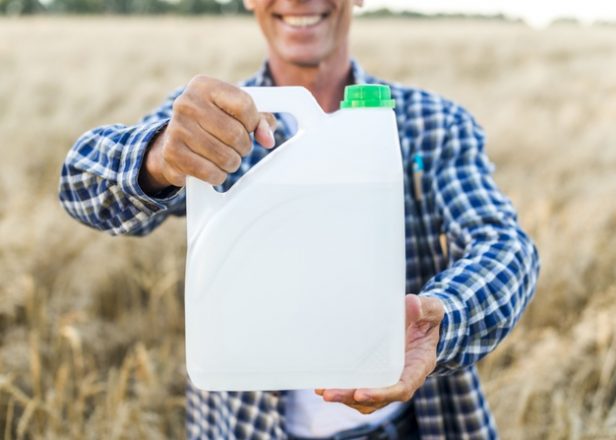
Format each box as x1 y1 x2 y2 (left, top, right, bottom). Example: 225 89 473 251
0 0 531 20
0 0 248 15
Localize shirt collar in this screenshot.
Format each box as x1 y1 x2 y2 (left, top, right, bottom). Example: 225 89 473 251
241 58 370 87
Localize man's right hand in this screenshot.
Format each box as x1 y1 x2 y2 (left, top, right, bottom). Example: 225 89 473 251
139 76 276 195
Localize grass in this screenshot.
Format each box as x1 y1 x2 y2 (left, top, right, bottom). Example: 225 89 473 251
0 16 615 439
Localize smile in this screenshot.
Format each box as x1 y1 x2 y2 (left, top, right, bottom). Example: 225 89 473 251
274 13 329 28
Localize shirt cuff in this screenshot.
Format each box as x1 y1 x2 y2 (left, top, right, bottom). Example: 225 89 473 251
420 290 468 372
117 118 185 214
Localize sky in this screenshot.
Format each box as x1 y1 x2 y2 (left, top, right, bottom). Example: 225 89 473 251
362 0 616 28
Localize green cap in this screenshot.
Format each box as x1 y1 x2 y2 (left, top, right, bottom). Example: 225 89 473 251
340 84 396 109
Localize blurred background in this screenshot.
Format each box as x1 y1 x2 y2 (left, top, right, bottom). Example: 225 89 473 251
1 1 616 439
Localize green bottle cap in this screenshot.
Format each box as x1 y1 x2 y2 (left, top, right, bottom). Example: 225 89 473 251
340 84 396 109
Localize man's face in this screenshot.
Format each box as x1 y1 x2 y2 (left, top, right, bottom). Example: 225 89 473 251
243 0 363 67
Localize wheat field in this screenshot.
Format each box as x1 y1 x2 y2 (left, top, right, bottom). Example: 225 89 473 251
0 17 615 439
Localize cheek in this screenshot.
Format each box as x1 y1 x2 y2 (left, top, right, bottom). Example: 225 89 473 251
249 0 275 12
254 11 274 36
333 14 350 42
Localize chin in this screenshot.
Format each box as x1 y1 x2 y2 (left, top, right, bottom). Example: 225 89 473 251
278 44 328 67
278 46 329 68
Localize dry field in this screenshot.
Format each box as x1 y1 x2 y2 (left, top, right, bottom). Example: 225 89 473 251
1 17 616 439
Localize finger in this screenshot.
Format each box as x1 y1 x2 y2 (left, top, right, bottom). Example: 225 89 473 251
164 140 227 186
254 116 275 149
179 117 243 173
322 388 355 403
320 390 387 414
353 381 411 405
322 389 375 408
195 106 254 157
341 402 382 415
261 112 277 132
210 85 261 134
350 403 384 414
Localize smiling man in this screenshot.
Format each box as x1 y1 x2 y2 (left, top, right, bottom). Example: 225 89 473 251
59 0 540 439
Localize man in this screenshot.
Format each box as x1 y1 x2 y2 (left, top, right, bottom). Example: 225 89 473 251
59 0 540 438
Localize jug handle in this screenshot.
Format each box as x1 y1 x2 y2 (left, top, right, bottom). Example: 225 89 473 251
186 86 325 233
241 86 325 131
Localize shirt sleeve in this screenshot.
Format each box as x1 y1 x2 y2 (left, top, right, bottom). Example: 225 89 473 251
58 87 186 236
419 108 540 375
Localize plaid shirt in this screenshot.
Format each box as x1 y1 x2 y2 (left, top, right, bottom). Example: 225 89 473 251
59 60 540 439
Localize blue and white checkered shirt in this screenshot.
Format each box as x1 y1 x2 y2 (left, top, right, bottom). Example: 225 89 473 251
59 60 540 439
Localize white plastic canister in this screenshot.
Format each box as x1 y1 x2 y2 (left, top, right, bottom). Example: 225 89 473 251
185 85 405 391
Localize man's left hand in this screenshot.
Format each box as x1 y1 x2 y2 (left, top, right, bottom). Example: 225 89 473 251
314 294 445 414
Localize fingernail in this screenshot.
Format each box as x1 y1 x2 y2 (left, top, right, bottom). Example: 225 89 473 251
267 126 275 147
325 393 340 402
258 118 275 148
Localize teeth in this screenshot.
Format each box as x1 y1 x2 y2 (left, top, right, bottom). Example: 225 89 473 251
281 15 323 27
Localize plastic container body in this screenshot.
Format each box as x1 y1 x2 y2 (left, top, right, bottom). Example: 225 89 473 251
185 87 405 391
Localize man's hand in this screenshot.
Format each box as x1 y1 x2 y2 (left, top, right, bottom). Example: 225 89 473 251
139 75 277 194
315 294 445 414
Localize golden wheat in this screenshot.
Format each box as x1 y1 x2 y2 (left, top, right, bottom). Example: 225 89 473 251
0 17 615 439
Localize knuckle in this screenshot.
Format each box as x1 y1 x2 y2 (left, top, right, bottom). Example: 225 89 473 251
169 125 190 144
163 124 180 142
234 140 250 156
230 126 249 148
172 97 188 114
184 158 214 184
224 152 242 173
196 160 225 186
210 170 227 186
236 91 254 113
242 142 254 156
214 148 240 173
236 93 260 126
208 79 230 99
161 142 179 164
172 99 196 120
236 133 252 155
193 73 209 82
264 112 277 128
188 74 213 89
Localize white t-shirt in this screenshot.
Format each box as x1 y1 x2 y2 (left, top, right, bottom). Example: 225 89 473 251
284 389 406 437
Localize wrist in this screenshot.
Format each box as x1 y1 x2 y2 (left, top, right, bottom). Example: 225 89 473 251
419 291 467 375
139 126 173 195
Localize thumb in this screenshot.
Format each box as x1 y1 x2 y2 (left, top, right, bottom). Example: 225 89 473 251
406 295 445 333
254 112 276 149
405 294 423 327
